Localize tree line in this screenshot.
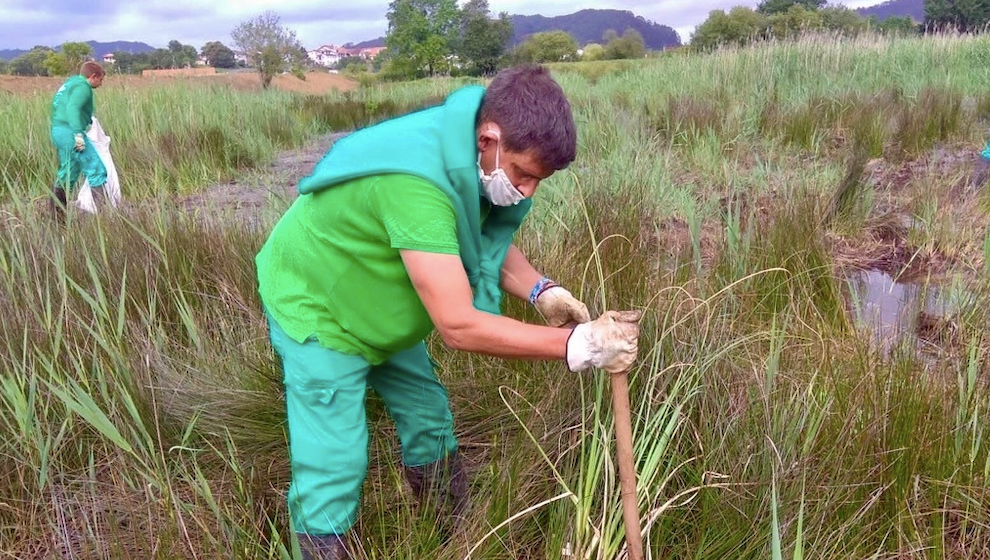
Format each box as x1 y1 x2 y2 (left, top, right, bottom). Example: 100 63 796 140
691 0 989 51
381 0 650 80
0 40 241 77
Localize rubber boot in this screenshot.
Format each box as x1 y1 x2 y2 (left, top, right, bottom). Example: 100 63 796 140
404 451 470 532
298 533 350 560
50 185 67 224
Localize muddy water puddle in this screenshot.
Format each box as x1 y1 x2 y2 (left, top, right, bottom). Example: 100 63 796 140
845 269 963 356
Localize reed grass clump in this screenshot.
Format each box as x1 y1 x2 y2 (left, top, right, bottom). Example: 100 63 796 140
290 95 444 132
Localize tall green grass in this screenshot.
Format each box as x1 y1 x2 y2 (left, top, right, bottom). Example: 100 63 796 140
4 31 990 559
1 81 454 203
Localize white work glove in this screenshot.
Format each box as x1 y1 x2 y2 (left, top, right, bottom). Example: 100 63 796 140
566 310 643 373
74 134 85 152
535 286 591 327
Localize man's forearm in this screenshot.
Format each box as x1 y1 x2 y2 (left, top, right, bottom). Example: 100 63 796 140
500 245 544 301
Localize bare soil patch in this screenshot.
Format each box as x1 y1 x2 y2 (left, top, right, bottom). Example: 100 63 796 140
170 132 348 226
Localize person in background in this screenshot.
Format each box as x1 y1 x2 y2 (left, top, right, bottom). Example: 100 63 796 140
255 64 642 560
49 60 107 221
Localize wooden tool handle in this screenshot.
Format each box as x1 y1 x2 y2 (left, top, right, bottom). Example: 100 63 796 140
611 370 643 560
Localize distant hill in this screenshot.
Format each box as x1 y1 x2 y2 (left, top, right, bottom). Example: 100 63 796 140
344 38 386 49
855 0 925 22
345 9 683 51
0 40 156 61
510 9 681 49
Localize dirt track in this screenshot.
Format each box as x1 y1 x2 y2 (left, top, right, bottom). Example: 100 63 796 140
172 132 348 227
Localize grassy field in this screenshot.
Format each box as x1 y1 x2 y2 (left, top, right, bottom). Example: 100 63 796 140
3 32 990 559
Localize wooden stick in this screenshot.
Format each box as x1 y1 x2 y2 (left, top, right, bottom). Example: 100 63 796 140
611 370 643 560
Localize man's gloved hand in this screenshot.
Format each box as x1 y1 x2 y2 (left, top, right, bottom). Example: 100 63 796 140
535 286 591 327
566 310 643 373
74 134 85 152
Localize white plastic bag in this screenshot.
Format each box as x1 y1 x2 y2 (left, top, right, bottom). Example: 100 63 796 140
77 116 121 214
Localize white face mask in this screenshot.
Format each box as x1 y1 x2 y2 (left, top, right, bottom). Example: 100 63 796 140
478 137 525 207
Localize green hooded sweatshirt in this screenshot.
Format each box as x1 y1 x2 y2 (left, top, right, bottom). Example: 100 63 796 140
297 85 531 315
51 75 94 134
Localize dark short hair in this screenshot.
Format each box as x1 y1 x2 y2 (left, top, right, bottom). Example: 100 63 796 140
478 65 577 171
80 61 105 78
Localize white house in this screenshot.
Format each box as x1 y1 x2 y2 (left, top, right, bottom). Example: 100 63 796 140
102 53 115 65
307 45 341 68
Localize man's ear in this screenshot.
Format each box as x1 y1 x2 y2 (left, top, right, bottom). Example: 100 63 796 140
476 123 500 152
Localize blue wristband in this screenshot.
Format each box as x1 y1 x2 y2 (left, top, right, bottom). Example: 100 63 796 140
528 277 557 305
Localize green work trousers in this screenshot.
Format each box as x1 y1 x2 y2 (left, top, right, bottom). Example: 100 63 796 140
267 313 458 536
51 125 106 190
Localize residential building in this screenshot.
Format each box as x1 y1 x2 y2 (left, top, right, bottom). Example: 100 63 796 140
307 45 340 68
359 46 386 59
307 44 386 67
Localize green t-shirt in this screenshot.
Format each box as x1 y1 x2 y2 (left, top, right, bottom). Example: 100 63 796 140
257 174 460 365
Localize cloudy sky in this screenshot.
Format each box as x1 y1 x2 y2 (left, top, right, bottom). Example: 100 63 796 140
4 0 882 51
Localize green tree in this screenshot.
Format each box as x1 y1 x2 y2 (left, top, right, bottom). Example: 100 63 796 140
62 42 93 73
757 0 826 15
296 46 312 69
111 51 139 74
231 11 304 88
201 41 236 68
43 52 70 76
42 42 93 76
870 15 918 35
581 42 606 61
386 0 460 78
457 0 513 76
149 49 172 69
9 46 53 76
691 7 770 51
513 30 578 63
767 5 824 39
924 0 990 32
603 28 646 59
334 55 367 70
167 40 198 68
0 59 8 74
820 6 869 35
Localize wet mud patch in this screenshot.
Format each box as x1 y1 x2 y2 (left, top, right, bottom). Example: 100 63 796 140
864 144 980 197
829 215 944 281
831 145 987 358
832 145 989 282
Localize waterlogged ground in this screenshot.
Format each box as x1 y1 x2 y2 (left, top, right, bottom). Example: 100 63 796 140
841 146 986 277
159 133 990 356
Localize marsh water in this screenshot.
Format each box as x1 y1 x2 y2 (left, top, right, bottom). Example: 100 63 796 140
845 269 953 355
